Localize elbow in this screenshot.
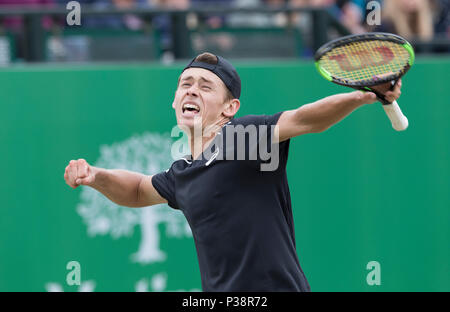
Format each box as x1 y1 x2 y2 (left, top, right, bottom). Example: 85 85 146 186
134 176 146 208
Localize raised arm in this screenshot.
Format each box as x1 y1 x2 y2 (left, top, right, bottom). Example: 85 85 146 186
276 81 402 142
64 159 167 208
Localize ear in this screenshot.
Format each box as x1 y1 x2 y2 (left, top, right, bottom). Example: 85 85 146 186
223 99 240 118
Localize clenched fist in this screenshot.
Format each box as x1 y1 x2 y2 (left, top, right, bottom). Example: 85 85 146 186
64 159 96 189
353 79 402 106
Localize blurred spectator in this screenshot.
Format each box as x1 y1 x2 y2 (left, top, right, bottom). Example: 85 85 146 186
190 0 233 29
288 0 366 57
0 0 55 32
290 0 366 33
434 0 450 38
150 0 191 62
338 0 366 33
264 0 289 27
375 0 434 41
289 0 312 32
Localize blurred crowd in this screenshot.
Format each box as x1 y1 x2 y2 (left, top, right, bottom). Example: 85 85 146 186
0 0 448 61
0 0 448 39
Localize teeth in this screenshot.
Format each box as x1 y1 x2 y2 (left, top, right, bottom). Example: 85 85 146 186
183 103 200 112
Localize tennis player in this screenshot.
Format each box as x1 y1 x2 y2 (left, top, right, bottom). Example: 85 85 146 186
64 53 402 292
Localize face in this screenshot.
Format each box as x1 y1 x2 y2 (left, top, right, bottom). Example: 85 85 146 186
172 67 236 134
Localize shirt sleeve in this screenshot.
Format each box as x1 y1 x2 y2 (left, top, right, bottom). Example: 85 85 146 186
233 112 290 172
151 164 180 210
259 111 290 172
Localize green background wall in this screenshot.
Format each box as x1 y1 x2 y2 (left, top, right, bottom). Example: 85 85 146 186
0 58 448 291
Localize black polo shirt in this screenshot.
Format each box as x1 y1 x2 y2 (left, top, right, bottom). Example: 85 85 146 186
152 112 310 292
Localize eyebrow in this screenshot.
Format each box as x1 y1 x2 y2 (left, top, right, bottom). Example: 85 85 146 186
179 75 215 85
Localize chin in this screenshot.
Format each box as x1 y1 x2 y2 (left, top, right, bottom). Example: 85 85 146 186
176 117 196 134
178 121 194 132
177 113 204 132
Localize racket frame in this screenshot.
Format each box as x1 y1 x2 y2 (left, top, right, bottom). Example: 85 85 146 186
314 32 415 131
314 32 415 94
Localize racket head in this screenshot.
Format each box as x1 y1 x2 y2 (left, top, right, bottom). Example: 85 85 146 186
314 32 415 88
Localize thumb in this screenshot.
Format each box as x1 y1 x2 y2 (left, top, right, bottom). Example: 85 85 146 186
358 91 377 104
76 176 93 185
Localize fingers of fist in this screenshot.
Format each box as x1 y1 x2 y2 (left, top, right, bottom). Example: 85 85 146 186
384 79 402 103
64 159 92 188
370 79 402 103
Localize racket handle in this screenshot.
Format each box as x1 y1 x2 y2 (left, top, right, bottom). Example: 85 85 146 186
382 100 409 131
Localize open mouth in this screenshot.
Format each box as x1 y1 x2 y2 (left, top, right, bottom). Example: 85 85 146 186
182 103 200 114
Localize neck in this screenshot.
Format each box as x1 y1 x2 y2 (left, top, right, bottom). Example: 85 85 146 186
188 116 230 160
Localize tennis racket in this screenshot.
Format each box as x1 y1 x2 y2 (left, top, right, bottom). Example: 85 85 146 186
314 32 415 131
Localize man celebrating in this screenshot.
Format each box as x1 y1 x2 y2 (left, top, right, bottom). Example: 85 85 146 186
64 53 401 291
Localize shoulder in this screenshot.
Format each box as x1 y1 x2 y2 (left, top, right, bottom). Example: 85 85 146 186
232 112 284 127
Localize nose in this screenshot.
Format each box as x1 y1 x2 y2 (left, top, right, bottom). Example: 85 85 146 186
186 84 199 97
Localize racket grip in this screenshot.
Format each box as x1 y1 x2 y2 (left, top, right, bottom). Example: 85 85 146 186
382 100 409 131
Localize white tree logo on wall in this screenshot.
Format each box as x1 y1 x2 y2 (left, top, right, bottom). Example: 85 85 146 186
77 132 191 264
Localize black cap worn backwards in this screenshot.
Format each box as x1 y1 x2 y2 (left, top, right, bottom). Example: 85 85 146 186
183 55 241 99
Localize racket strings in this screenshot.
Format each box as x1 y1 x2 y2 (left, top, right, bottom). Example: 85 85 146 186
318 40 410 83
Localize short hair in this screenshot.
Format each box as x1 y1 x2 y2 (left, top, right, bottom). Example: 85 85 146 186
193 52 235 102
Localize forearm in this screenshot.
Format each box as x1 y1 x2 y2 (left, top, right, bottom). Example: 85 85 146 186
90 167 145 208
296 91 367 132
